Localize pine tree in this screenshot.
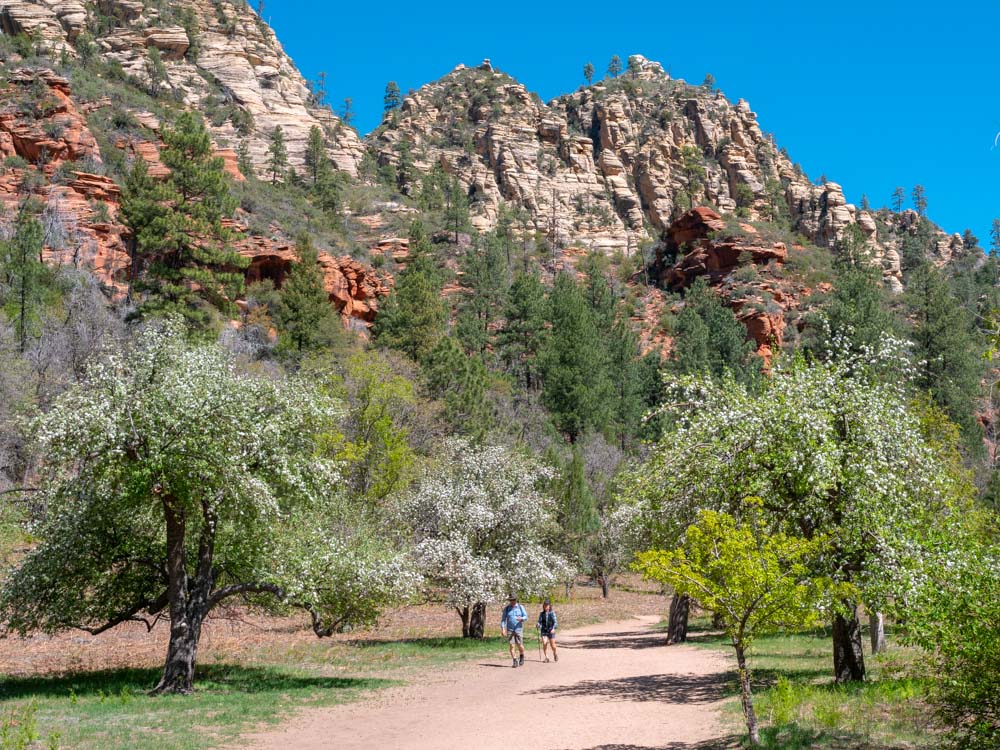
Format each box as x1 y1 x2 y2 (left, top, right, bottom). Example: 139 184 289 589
267 125 288 185
372 221 446 362
540 273 613 441
606 311 645 450
961 229 979 251
304 125 327 185
891 186 906 213
424 335 493 437
583 62 594 85
905 263 983 444
553 445 599 576
396 139 415 194
670 278 760 383
236 140 253 178
607 55 622 78
275 234 336 352
455 231 508 359
680 145 706 209
992 219 1000 258
0 209 54 352
383 81 402 112
912 184 928 216
497 270 547 390
628 55 642 79
702 73 715 89
860 193 871 211
121 112 246 333
443 176 470 243
340 97 354 126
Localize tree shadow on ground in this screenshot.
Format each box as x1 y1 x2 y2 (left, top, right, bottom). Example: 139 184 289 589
557 737 743 750
562 631 669 650
353 635 506 650
529 671 733 704
0 664 388 700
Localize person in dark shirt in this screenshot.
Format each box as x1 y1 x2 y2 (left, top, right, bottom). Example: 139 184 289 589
537 598 558 663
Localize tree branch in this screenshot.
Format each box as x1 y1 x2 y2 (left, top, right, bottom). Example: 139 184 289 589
77 590 169 635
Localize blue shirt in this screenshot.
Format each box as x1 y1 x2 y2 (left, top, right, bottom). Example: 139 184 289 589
501 603 527 632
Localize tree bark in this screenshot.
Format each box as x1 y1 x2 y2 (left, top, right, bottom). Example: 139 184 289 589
597 573 610 599
734 641 760 746
832 606 866 683
869 611 886 655
667 593 690 644
153 496 196 695
468 602 486 639
458 606 471 638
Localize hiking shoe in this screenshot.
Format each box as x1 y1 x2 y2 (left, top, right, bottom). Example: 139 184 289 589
512 658 518 668
554 653 558 662
518 653 524 666
544 657 550 663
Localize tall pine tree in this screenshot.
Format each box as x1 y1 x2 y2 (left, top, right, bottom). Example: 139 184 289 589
274 234 338 353
498 271 547 390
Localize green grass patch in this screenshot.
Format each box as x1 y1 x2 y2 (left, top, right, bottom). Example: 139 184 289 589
681 619 937 749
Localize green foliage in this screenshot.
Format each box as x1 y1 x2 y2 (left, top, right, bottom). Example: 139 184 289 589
304 125 327 185
455 231 508 359
383 81 401 112
373 222 446 363
120 112 246 333
583 62 594 85
669 278 760 385
424 336 493 437
273 235 341 354
0 209 59 352
607 55 622 78
497 270 548 390
267 125 288 185
680 145 706 207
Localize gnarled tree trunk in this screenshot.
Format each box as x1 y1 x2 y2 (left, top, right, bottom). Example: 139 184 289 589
833 605 866 683
734 640 760 746
667 593 690 644
596 572 610 599
468 602 486 639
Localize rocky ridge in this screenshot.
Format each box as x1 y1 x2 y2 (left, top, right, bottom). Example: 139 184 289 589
0 0 364 176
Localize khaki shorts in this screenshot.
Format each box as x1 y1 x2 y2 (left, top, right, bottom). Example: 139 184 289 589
506 630 524 646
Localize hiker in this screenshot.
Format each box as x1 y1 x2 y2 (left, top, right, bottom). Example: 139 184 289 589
537 598 558 662
501 594 528 668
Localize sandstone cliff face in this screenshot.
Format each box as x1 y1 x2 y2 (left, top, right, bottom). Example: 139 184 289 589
0 0 364 176
368 57 965 292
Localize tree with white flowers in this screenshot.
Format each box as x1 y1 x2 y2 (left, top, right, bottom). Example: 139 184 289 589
621 336 958 683
402 439 569 638
0 322 414 694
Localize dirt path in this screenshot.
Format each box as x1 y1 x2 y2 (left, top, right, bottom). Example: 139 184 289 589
246 615 733 750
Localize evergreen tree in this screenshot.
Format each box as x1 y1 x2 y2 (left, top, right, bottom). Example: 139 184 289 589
424 335 493 437
627 55 642 79
961 229 979 251
443 176 470 243
607 55 622 78
680 145 706 209
267 125 288 185
236 140 253 178
304 125 327 185
455 232 508 359
121 112 246 332
497 270 547 390
860 193 871 211
606 312 645 450
583 62 594 85
383 81 402 112
912 184 928 216
702 73 715 89
274 234 337 352
396 139 415 194
670 278 759 383
540 273 613 441
990 218 1000 257
891 186 906 213
372 221 446 362
553 445 599 577
0 209 54 352
905 263 982 445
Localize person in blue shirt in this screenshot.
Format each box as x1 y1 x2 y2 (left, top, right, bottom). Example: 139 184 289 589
500 594 528 667
537 598 558 662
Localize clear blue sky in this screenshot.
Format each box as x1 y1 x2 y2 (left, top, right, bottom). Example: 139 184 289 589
267 0 1000 244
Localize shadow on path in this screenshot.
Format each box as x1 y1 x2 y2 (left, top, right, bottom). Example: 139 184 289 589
556 737 742 750
528 671 732 704
562 633 668 650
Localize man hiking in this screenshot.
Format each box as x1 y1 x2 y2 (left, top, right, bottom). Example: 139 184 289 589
501 594 528 667
537 598 558 662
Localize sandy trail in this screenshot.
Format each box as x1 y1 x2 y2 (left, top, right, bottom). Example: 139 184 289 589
246 615 733 750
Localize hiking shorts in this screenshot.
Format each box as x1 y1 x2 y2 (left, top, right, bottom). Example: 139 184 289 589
507 629 524 646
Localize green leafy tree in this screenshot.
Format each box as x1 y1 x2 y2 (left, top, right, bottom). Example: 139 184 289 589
121 112 247 333
383 81 402 112
607 55 622 78
621 342 955 683
274 235 338 353
267 125 288 184
145 47 168 97
583 62 594 85
636 506 836 746
540 273 613 441
497 270 548 390
373 221 446 362
0 323 413 694
680 145 706 208
424 335 493 438
552 445 599 581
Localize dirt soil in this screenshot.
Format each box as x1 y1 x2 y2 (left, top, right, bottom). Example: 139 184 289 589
245 615 733 750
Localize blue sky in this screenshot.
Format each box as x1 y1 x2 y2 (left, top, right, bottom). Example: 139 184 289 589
267 0 1000 244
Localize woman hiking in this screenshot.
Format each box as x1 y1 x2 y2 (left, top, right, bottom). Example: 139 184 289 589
537 598 558 662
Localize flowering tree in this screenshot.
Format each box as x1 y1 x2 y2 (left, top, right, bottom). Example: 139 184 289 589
0 323 413 694
401 439 568 638
635 505 836 746
621 338 954 682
